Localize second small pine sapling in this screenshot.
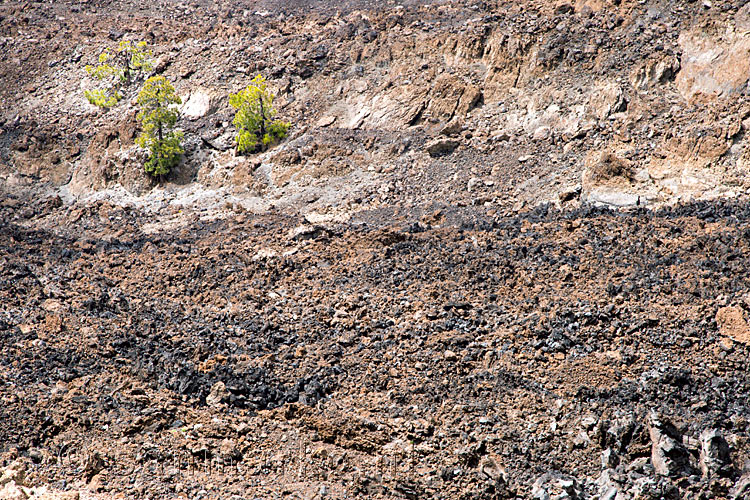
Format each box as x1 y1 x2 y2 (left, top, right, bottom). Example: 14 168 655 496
229 75 290 154
135 76 184 177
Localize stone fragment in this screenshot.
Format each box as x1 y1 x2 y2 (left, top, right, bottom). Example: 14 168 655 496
601 448 620 469
425 138 459 157
316 116 336 127
584 190 640 207
206 381 228 407
83 452 104 482
0 463 25 487
467 177 482 192
0 482 27 500
649 412 691 477
287 225 328 241
716 306 750 344
440 118 463 136
731 471 750 499
533 126 551 141
587 82 626 120
699 429 731 477
558 184 581 203
426 74 481 120
181 90 215 120
629 56 680 90
532 471 581 500
480 455 507 484
737 4 750 33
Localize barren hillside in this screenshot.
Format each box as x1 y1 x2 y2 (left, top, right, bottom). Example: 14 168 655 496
3 0 750 499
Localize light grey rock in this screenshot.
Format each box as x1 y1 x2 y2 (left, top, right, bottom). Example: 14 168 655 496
181 90 216 120
533 126 551 141
467 177 482 192
649 412 691 477
532 471 581 500
206 381 228 408
585 189 640 207
699 428 731 477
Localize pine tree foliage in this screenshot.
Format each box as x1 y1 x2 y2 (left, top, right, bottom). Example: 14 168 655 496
135 76 184 177
229 75 289 154
84 41 153 108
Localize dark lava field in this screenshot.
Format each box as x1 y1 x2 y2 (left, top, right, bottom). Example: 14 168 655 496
3 187 750 499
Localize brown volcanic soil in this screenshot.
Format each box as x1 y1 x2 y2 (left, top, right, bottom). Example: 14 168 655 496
5 0 750 499
4 186 750 499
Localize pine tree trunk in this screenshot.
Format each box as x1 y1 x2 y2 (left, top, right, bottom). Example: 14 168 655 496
259 96 266 141
121 51 130 84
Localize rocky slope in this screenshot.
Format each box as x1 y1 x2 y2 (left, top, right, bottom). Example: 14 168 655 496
4 0 750 499
4 0 750 214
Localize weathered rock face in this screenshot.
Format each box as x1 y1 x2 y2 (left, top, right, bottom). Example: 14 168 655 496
5 0 750 213
425 74 482 122
676 29 750 102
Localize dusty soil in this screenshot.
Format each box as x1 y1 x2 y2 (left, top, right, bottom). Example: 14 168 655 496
4 0 750 499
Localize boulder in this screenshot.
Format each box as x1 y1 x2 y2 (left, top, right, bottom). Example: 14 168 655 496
716 306 750 344
699 429 732 477
181 90 216 120
425 138 460 157
649 412 691 477
587 82 626 120
206 381 228 407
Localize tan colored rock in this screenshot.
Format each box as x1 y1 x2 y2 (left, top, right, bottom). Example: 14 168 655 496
582 151 634 188
426 74 481 121
629 56 680 91
716 306 750 344
0 482 27 500
440 118 463 136
425 138 459 157
676 30 750 101
587 82 625 120
315 115 336 127
206 381 228 407
0 463 24 487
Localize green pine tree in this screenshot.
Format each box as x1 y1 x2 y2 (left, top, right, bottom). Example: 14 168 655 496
135 76 184 177
84 41 153 109
229 75 290 154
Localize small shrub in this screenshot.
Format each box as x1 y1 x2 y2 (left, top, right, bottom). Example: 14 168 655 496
84 41 153 108
135 76 184 177
229 75 289 154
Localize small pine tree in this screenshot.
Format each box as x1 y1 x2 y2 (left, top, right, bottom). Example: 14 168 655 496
135 76 184 177
229 75 290 154
84 41 153 108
